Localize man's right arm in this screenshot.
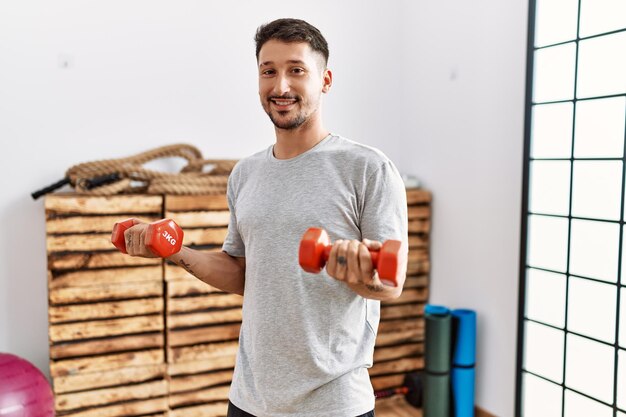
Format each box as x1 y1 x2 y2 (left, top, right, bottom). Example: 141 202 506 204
167 247 246 296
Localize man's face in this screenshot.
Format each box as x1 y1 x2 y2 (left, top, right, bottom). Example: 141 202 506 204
258 40 331 130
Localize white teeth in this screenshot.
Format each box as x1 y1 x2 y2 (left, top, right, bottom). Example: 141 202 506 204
273 100 295 105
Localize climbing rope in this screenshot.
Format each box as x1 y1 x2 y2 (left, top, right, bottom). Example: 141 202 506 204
31 144 237 199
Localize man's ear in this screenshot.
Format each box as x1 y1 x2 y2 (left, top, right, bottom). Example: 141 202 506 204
322 68 333 93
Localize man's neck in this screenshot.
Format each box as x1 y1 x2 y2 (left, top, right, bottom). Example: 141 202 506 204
272 122 330 160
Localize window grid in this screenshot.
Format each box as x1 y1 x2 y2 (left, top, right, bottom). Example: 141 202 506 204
517 0 626 415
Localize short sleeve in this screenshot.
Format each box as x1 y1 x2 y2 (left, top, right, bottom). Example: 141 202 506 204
222 172 246 258
359 160 408 248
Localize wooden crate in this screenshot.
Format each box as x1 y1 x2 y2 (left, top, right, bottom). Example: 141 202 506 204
164 195 238 417
371 188 430 394
45 195 169 417
45 188 431 416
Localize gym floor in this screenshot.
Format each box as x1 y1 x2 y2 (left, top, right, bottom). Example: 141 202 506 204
376 397 421 417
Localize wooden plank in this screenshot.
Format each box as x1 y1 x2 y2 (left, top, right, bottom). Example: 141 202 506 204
383 288 428 306
170 370 233 393
401 275 428 289
376 330 422 347
379 318 423 334
47 233 119 253
374 343 424 362
375 396 422 417
49 266 162 289
369 357 424 376
169 384 230 408
55 397 168 417
50 333 163 360
408 235 428 249
183 228 228 246
168 341 239 364
408 219 430 234
167 294 243 314
50 298 163 323
380 304 424 320
406 259 429 275
50 349 164 377
165 195 229 211
166 211 230 228
53 364 166 394
406 189 432 205
50 314 164 342
48 251 160 270
168 401 229 417
55 380 167 412
45 195 163 215
46 215 159 234
168 323 241 347
407 205 431 220
168 354 237 376
408 250 428 263
476 406 499 417
168 278 220 297
168 308 242 329
49 280 163 304
371 374 405 391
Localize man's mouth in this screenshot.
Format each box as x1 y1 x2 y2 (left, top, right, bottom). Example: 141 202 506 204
270 98 298 110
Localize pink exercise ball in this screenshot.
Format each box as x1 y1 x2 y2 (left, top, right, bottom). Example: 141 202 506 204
0 353 54 417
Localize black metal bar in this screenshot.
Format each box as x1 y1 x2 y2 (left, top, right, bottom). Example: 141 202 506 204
533 92 626 106
612 60 626 417
30 177 70 200
534 27 626 50
515 0 537 414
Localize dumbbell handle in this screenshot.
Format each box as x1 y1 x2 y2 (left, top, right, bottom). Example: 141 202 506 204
320 245 380 266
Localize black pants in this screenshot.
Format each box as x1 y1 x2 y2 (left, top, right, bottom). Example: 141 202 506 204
227 401 375 417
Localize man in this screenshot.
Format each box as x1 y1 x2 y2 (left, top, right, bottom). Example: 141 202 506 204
122 18 408 417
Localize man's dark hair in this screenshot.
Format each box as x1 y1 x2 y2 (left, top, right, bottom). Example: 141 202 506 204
255 18 329 67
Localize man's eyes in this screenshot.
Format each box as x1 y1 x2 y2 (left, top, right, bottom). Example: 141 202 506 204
260 68 305 76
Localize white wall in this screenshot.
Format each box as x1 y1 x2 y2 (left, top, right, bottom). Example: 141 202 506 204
0 1 526 416
397 1 528 416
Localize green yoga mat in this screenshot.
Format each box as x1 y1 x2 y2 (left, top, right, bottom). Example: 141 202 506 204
424 305 452 417
425 306 452 373
424 373 451 417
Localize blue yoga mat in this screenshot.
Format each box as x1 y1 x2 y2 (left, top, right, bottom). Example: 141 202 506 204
451 309 476 417
451 367 475 417
452 309 476 367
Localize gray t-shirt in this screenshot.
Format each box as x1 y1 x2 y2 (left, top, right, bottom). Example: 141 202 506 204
222 134 408 417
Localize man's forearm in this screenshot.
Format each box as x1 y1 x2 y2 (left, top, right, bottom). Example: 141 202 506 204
347 280 402 301
167 247 246 295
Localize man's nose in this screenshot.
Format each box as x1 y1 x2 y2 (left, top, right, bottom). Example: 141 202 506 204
273 75 290 96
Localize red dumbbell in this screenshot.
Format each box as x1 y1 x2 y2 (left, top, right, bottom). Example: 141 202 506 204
298 227 405 287
111 218 184 258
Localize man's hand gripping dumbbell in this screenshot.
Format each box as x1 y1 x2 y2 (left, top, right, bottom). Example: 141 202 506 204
111 218 184 258
299 227 407 289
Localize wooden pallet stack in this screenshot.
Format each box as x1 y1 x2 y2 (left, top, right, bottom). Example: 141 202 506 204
370 188 431 395
163 195 240 417
45 195 169 417
44 188 431 417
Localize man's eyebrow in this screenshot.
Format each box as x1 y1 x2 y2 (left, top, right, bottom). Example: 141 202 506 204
259 60 308 67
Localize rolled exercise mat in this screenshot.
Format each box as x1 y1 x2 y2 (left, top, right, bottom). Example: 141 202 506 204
425 373 450 417
424 304 452 417
451 309 477 417
451 367 475 417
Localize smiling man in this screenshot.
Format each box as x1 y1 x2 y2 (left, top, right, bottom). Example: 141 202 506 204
220 19 409 417
117 17 408 417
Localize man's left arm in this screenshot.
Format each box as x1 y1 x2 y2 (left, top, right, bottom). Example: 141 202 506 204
326 160 408 301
